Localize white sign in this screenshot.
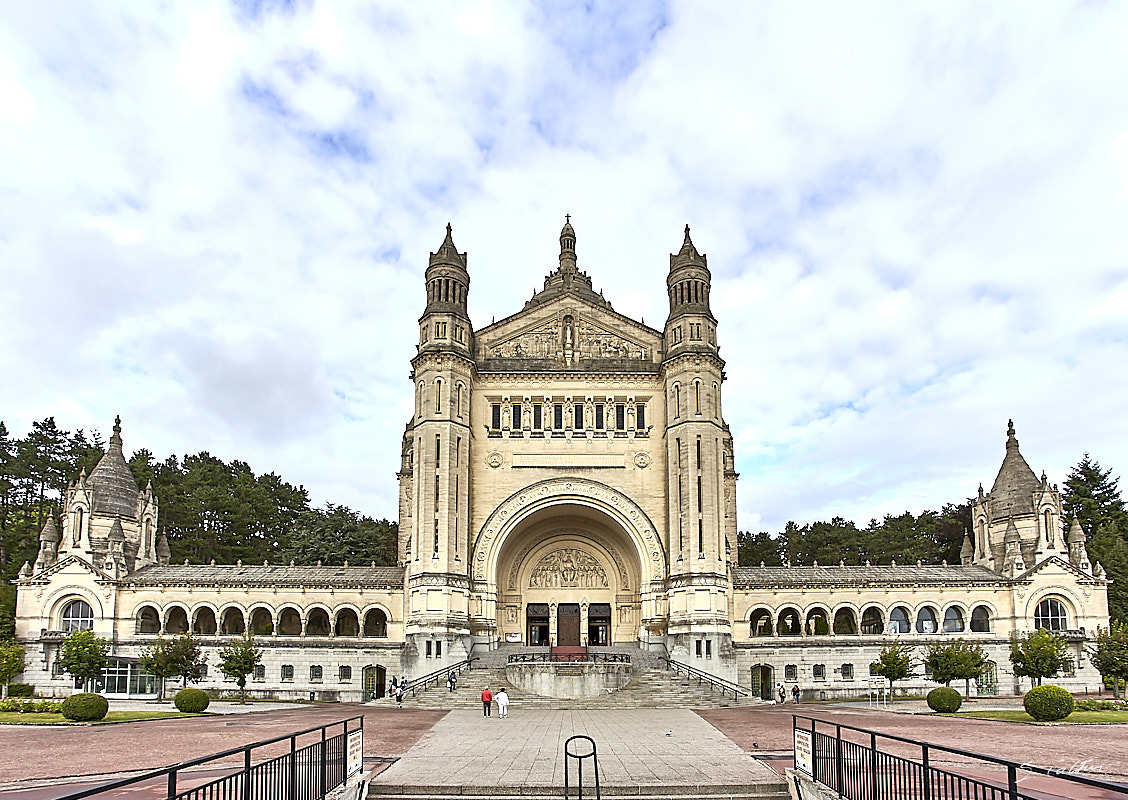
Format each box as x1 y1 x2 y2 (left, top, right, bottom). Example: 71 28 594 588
347 729 363 777
794 728 813 776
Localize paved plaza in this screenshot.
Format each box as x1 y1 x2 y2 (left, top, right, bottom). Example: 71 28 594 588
370 708 782 791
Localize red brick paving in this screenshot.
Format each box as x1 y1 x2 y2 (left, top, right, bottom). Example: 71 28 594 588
697 703 1128 782
0 704 445 787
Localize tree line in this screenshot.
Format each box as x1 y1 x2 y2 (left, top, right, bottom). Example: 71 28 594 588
737 454 1128 624
1 417 398 636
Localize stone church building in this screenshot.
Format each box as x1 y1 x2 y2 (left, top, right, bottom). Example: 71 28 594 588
14 221 1110 701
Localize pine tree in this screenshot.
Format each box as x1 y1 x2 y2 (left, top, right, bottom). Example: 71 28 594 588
1063 454 1127 536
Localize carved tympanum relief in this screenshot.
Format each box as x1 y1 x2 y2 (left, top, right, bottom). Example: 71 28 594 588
528 548 608 589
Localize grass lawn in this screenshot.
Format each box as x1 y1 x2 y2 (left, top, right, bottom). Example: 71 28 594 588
944 709 1128 724
0 710 204 725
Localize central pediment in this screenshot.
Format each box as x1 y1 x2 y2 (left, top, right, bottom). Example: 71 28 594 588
475 293 662 372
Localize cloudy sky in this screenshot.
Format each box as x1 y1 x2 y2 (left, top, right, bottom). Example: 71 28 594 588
2 2 1127 534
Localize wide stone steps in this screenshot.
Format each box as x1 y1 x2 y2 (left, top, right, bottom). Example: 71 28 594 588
400 665 757 710
369 786 790 800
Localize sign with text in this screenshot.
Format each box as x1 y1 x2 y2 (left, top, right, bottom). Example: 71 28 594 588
347 729 363 777
793 728 813 776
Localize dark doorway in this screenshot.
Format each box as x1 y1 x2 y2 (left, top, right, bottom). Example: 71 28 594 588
750 664 774 701
363 665 386 701
527 603 549 646
587 603 611 645
558 603 581 646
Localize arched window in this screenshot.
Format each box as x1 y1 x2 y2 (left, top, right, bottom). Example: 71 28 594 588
193 607 217 635
805 608 829 636
833 609 858 635
1034 597 1068 631
970 605 992 633
278 608 302 636
220 608 245 635
455 383 463 418
363 609 388 638
777 609 801 636
307 609 331 637
1043 509 1054 547
860 607 884 635
250 608 273 636
137 606 160 634
942 606 965 633
749 609 773 637
889 607 911 634
62 599 94 632
336 608 360 637
673 384 681 418
73 507 84 545
165 607 189 635
434 379 443 414
915 606 939 634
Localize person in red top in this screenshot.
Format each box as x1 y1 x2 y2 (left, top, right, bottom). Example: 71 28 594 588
481 686 493 717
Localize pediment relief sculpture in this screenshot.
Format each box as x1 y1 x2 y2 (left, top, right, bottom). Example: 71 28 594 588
528 548 608 589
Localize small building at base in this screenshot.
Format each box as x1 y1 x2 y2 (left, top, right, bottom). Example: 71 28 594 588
13 223 1110 701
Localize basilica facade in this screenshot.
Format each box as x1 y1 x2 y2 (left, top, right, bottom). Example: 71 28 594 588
13 221 1110 701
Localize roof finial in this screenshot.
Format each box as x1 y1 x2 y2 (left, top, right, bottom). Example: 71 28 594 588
565 213 570 224
110 415 123 448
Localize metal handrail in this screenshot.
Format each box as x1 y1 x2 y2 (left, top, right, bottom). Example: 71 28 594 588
50 715 363 800
406 657 479 697
661 657 750 700
794 714 1128 798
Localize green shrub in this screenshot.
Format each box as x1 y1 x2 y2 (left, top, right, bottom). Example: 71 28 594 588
927 686 962 713
174 687 210 713
6 683 33 697
1 697 63 713
1023 685 1074 722
61 692 109 722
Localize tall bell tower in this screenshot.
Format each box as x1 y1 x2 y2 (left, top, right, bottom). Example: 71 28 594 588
662 226 736 676
403 223 476 667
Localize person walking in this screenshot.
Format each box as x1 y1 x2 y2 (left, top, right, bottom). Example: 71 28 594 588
792 684 800 703
481 685 493 716
388 675 398 699
777 684 786 704
447 670 457 692
496 687 510 718
396 681 405 708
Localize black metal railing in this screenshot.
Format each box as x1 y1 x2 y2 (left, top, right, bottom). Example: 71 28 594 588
507 653 631 664
405 657 479 697
794 714 1128 800
661 658 750 700
50 716 364 800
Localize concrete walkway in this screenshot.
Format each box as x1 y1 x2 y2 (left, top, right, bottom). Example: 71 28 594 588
370 709 783 791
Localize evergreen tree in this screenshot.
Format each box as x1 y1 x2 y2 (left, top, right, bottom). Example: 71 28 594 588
0 640 25 699
1063 454 1127 535
736 531 782 566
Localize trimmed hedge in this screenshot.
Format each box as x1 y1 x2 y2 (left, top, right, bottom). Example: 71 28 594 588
174 687 211 713
1023 685 1074 722
927 686 962 713
6 683 34 698
0 698 63 713
61 692 109 722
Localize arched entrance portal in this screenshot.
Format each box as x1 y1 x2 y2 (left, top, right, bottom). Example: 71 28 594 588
473 478 666 646
750 665 774 701
362 665 386 701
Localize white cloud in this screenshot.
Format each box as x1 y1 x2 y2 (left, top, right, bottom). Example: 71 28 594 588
1 1 1126 535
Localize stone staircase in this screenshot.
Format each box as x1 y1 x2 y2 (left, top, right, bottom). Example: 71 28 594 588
399 645 760 710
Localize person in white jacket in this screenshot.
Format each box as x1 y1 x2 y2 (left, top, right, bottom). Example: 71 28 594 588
495 687 510 718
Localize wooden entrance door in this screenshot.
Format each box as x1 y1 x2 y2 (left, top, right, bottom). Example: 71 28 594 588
363 665 386 700
557 604 581 646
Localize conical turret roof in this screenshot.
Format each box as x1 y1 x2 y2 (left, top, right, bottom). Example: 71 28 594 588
39 517 60 544
670 225 707 271
88 416 140 519
989 420 1040 519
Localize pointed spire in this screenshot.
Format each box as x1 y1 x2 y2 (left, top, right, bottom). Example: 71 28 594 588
156 534 170 565
670 225 706 270
110 415 123 450
558 214 577 273
39 517 60 544
989 419 1040 518
107 516 125 541
19 561 32 578
960 532 974 563
1067 516 1086 545
429 223 467 270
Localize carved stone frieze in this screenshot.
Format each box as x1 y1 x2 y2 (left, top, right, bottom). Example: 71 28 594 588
408 573 471 589
506 529 629 590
